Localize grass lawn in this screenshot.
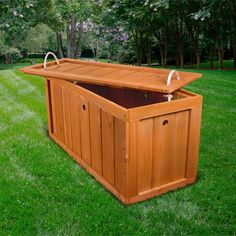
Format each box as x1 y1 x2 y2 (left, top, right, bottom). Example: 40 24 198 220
0 62 235 235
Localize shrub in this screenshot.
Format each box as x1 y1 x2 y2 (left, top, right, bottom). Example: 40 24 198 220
5 47 22 63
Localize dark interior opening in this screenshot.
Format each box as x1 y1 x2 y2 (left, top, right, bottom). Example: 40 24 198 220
76 82 171 109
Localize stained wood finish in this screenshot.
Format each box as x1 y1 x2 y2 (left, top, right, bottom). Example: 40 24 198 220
69 91 82 159
51 80 65 143
47 78 128 189
137 119 153 192
41 77 202 204
89 103 102 174
101 110 115 185
21 59 202 93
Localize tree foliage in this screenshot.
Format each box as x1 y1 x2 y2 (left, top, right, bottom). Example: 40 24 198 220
0 0 235 68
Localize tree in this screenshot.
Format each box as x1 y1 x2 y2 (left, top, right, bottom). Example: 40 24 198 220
23 24 55 53
48 0 93 58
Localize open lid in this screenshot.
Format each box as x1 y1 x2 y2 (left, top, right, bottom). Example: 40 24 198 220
21 58 202 93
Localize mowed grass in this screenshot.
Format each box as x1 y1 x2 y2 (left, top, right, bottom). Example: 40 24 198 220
0 62 236 235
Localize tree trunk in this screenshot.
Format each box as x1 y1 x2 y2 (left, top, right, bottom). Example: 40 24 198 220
56 31 64 58
218 40 224 69
233 37 236 68
195 39 200 69
176 53 180 67
75 22 83 58
196 49 200 70
210 42 216 69
176 31 184 68
146 38 152 66
159 42 164 67
66 16 77 58
5 53 11 64
179 45 184 68
163 39 167 67
136 45 142 66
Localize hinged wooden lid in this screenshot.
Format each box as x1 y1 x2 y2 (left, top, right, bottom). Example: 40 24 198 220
21 58 202 93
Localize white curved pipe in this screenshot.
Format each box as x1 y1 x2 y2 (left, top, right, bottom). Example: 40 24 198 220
43 52 60 69
163 94 173 102
166 70 180 86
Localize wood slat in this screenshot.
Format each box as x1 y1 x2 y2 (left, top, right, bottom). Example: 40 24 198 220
172 110 190 180
62 87 72 149
68 65 102 75
137 118 153 192
186 105 202 178
102 110 115 185
152 114 175 187
52 80 65 143
21 59 202 93
46 63 80 72
114 118 126 195
128 120 139 197
83 67 118 77
79 95 91 165
70 91 82 158
89 103 102 174
49 80 57 135
44 79 53 134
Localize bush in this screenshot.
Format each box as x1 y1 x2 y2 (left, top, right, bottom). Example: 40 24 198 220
116 47 136 64
5 47 22 63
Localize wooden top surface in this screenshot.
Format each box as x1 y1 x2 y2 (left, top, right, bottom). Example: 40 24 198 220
21 58 202 93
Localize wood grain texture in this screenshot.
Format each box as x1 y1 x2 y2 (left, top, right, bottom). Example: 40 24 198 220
152 114 175 187
52 80 65 143
70 91 82 159
114 118 126 195
186 104 202 178
172 110 190 180
137 118 153 192
102 110 115 185
79 95 91 165
21 58 202 93
62 86 72 150
89 103 102 174
39 76 202 204
44 79 53 134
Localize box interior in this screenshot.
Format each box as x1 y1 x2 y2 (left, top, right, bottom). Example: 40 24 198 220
76 82 187 109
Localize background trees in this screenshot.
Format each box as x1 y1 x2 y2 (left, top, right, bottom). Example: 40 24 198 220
0 0 235 69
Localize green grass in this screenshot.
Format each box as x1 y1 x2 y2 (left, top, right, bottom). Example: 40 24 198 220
0 62 236 235
182 60 235 70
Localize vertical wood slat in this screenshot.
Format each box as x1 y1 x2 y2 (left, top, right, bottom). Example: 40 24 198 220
44 79 53 134
89 103 102 174
152 114 175 187
62 87 72 150
52 80 65 143
102 110 115 185
114 118 126 195
70 91 82 159
79 95 91 165
186 106 202 178
50 80 57 135
128 120 139 198
137 118 153 192
172 110 190 180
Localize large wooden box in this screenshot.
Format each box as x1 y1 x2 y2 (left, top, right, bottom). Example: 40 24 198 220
21 59 202 204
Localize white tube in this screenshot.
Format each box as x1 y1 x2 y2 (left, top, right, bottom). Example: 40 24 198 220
166 70 180 86
43 52 60 69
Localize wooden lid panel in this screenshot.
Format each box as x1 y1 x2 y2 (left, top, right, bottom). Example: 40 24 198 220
21 59 202 93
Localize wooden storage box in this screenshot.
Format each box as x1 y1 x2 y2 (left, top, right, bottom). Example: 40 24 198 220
21 59 202 204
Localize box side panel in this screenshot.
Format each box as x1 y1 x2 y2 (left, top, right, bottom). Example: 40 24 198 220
128 93 202 203
46 78 128 201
